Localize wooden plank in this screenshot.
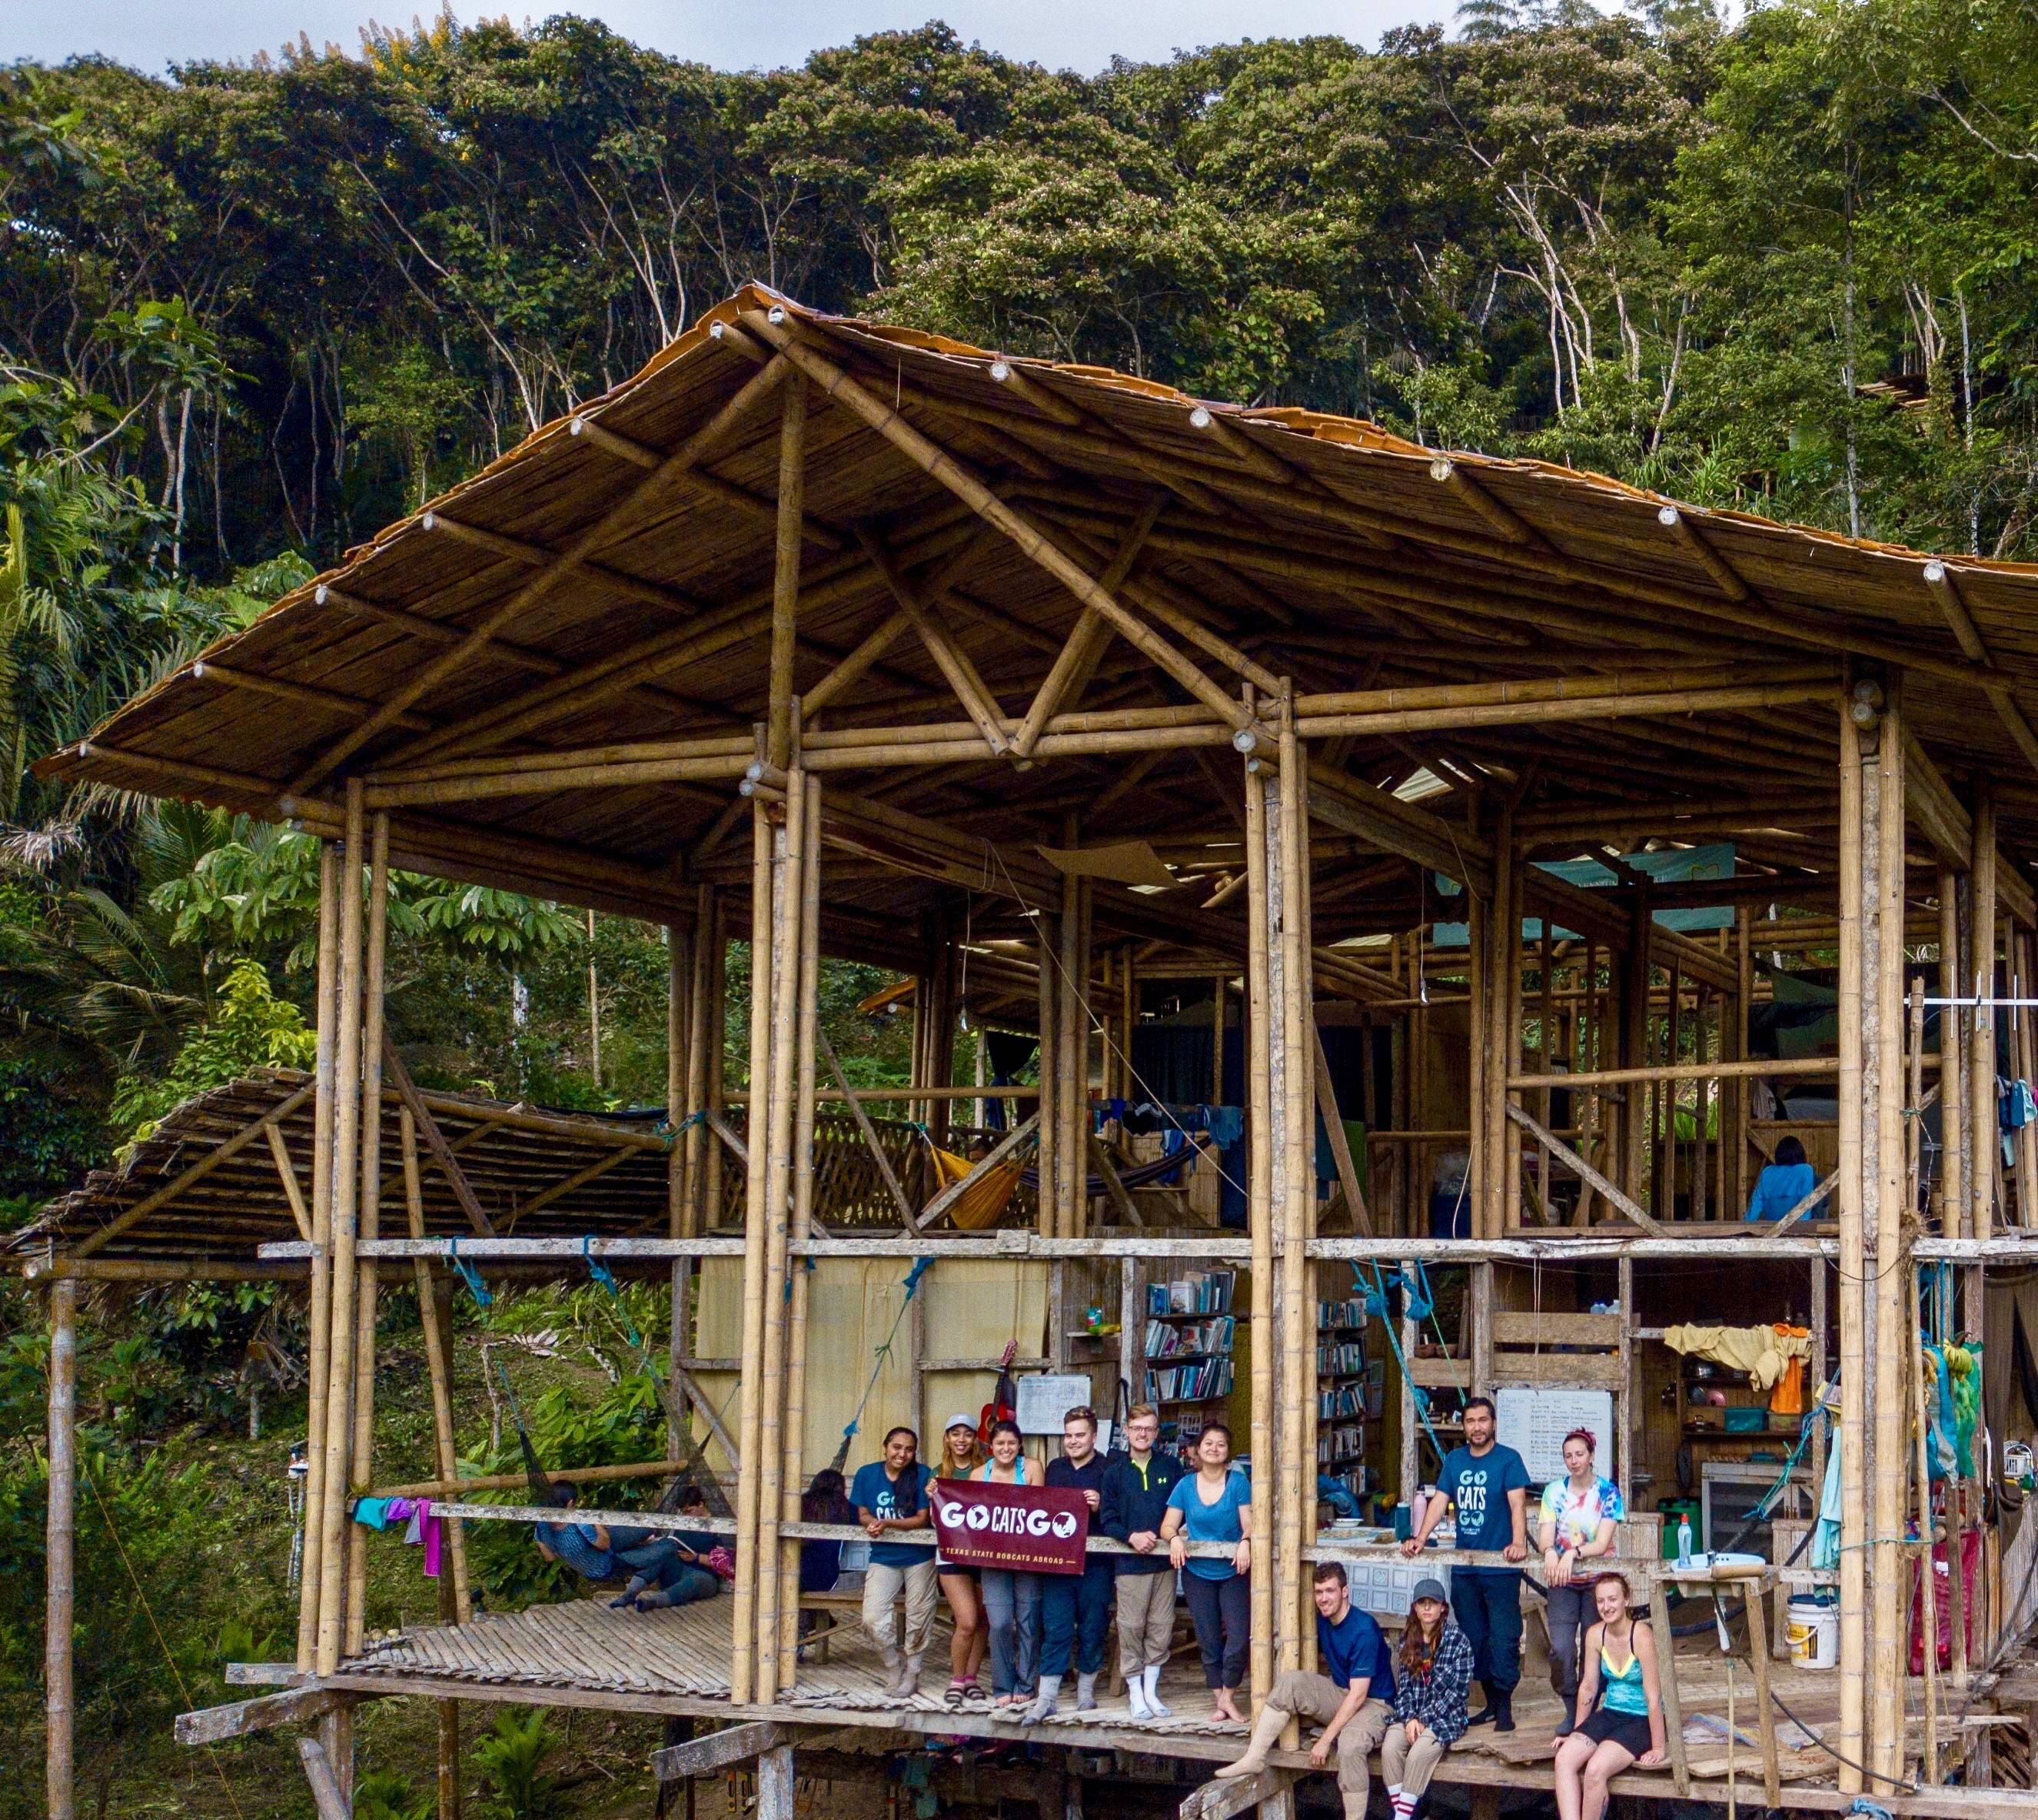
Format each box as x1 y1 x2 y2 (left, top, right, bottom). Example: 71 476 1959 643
178 1685 351 1745
1179 1770 1298 1820
1491 1310 1622 1347
757 1743 796 1820
1744 1575 1782 1807
1485 1352 1625 1389
652 1721 799 1782
298 1735 353 1820
1648 1579 1691 1797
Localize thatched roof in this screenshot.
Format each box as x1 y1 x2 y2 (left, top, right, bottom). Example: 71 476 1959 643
36 283 2038 971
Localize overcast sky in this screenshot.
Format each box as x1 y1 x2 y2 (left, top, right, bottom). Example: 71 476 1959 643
8 0 1457 78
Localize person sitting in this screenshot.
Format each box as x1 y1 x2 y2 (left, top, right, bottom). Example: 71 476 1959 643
1381 1579 1474 1820
1744 1135 1821 1222
1212 1560 1396 1820
1554 1573 1667 1820
799 1468 853 1599
1538 1428 1623 1736
533 1482 720 1610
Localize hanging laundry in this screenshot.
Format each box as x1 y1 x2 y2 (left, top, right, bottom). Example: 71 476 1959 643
351 1495 395 1530
1661 1323 1810 1392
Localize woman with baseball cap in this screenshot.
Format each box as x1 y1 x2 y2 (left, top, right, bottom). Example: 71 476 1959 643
1382 1579 1474 1820
934 1413 989 1709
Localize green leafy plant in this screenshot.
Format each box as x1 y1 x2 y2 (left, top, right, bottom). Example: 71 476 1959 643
470 1708 560 1820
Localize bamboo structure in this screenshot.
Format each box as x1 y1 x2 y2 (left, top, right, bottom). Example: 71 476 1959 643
31 283 2038 1819
45 1276 76 1820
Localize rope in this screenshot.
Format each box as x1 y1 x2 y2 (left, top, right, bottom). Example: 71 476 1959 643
580 1237 644 1352
444 1237 491 1309
1354 1260 1448 1462
829 1256 935 1473
82 1466 248 1820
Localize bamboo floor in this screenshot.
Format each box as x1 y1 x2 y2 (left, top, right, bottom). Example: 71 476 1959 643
335 1591 1967 1793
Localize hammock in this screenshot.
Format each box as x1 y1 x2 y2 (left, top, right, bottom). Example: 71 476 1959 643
1017 1140 1210 1199
924 1145 1026 1231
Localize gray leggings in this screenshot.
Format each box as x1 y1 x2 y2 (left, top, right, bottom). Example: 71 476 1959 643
979 1569 1042 1695
1546 1582 1594 1700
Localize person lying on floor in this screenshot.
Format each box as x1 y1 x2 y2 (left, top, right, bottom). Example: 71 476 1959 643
530 1481 722 1610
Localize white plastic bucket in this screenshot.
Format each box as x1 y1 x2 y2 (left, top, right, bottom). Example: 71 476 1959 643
1788 1596 1838 1669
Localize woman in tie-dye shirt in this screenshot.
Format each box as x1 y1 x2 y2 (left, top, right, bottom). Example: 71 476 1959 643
1536 1430 1623 1736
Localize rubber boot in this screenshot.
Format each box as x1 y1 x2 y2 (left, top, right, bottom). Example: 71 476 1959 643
1467 1680 1499 1726
1142 1664 1172 1718
1492 1687 1515 1733
1076 1672 1099 1712
1020 1675 1063 1726
1213 1702 1289 1778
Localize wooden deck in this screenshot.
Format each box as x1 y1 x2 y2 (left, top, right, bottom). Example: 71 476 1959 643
313 1589 1996 1808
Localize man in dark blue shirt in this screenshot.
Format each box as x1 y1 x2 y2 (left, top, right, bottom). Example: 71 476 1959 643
1401 1395 1530 1730
1210 1560 1395 1818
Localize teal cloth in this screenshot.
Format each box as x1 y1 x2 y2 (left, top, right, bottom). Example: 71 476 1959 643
1814 1422 1843 1571
353 1496 394 1530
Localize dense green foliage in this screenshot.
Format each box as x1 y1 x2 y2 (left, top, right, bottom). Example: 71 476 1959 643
4 0 2038 1809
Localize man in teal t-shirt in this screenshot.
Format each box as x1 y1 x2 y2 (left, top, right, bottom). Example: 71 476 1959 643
1401 1396 1528 1731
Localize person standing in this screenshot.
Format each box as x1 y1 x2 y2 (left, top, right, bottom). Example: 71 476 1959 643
1381 1579 1474 1820
933 1414 989 1709
1554 1573 1667 1820
1025 1406 1114 1723
1160 1420 1253 1725
1100 1401 1185 1719
1537 1428 1623 1736
1400 1395 1529 1730
851 1426 937 1698
977 1419 1046 1712
1212 1560 1397 1819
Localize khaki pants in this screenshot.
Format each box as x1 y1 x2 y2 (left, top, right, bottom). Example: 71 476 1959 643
1115 1570 1176 1673
1268 1671 1391 1812
863 1559 939 1662
1380 1722 1449 1800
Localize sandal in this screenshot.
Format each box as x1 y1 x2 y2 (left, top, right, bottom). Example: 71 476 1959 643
944 1681 969 1711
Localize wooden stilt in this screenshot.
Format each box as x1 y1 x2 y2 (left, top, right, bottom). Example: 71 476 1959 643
1912 1256 1941 1786
705 897 728 1233
1037 909 1059 1239
1274 717 1312 1709
1731 907 1752 1217
298 840 341 1670
1465 827 1489 1239
685 886 716 1238
345 810 390 1658
45 1276 76 1820
404 1110 470 1622
315 784 367 1676
1835 687 1869 1792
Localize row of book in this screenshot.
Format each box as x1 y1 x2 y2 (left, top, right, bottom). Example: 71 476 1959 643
1319 1296 1371 1329
1149 1269 1236 1316
1147 1358 1235 1403
1318 1422 1367 1463
1317 1339 1367 1376
1319 1382 1369 1420
1148 1315 1235 1360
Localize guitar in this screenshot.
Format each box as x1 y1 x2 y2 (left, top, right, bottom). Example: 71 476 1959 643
978 1339 1019 1446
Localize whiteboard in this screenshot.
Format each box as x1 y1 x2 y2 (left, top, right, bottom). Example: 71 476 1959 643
1494 1386 1614 1482
1015 1373 1096 1436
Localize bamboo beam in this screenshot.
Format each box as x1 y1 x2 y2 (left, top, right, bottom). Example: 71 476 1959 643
298 841 341 1670
382 1040 497 1237
297 352 790 787
742 308 1269 746
1244 735 1275 1712
1834 690 1867 1792
1972 787 2000 1241
1312 1023 1371 1236
856 529 1009 757
1511 1054 1879 1090
1504 1103 1670 1238
265 1123 314 1243
403 1111 471 1622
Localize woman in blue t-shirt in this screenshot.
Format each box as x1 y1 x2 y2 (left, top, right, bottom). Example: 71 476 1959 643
1744 1135 1821 1222
1160 1420 1253 1724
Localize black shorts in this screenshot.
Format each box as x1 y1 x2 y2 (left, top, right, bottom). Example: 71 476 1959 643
1577 1708 1653 1756
937 1562 979 1581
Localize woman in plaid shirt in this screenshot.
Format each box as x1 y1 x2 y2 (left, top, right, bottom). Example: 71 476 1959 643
1381 1579 1474 1820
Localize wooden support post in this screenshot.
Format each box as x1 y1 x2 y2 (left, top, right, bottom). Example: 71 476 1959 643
1495 814 1521 1237
315 784 367 1676
298 840 341 1670
1913 1259 1941 1785
1616 1254 1634 1507
1243 736 1275 1712
1836 688 1868 1792
1647 1577 1690 1796
777 774 822 1687
45 1277 76 1820
705 895 728 1233
731 794 776 1707
1744 1575 1782 1808
2018 933 2038 1226
1061 867 1086 1238
298 1735 353 1820
756 1743 795 1820
1466 832 1489 1238
1037 910 1059 1239
1621 890 1652 1207
1972 785 1999 1240
1940 870 1967 1237
1810 1248 1829 1494
345 810 390 1658
766 382 806 770
1212 977 1227 1105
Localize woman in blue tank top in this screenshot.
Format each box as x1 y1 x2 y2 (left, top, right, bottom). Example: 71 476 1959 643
1553 1573 1665 1820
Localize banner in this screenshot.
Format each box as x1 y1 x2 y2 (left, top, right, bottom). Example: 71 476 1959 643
930 1477 1089 1575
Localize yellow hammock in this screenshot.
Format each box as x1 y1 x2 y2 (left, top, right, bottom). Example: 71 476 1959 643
926 1143 1024 1231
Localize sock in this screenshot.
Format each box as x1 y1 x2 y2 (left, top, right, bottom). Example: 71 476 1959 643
1126 1676 1152 1719
1076 1672 1099 1709
1142 1665 1171 1714
1021 1675 1062 1724
1391 1796 1418 1820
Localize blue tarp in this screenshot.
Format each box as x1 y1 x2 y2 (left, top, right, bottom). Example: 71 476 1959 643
1430 843 1738 946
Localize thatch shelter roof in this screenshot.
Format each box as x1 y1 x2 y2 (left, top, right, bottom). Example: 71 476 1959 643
36 283 2038 970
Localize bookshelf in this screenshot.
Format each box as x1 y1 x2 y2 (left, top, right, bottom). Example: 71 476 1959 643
1144 1269 1238 1455
1317 1293 1383 1504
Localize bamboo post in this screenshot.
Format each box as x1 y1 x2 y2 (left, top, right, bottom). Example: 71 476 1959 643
1212 975 1226 1105
298 839 341 1669
1274 717 1312 1709
1616 1254 1634 1507
1648 1576 1691 1797
755 767 807 1705
1869 697 1909 1792
669 920 689 1244
45 1276 76 1820
2018 933 2038 1226
315 783 367 1677
766 381 806 770
1465 828 1489 1239
587 907 603 1087
1037 908 1059 1239
1621 892 1652 1206
1744 1576 1782 1808
1971 785 1998 1241
1059 864 1085 1239
778 772 822 1687
1912 1259 1941 1785
730 793 777 1706
404 1110 470 1622
1939 870 1965 1236
1243 731 1275 1712
1834 690 1867 1792
705 896 728 1232
345 810 391 1657
685 887 715 1237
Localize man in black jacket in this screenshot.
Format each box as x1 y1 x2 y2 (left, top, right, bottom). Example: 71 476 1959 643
1099 1402 1185 1719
